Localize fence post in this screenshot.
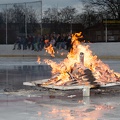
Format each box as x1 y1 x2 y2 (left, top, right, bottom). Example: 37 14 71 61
6 4 7 44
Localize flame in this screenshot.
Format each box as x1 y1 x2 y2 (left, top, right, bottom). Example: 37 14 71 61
37 56 41 64
43 32 120 86
45 43 55 57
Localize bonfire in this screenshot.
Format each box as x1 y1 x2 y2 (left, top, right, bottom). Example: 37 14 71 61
38 32 120 87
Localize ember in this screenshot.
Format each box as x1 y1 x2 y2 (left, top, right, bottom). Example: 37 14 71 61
40 32 120 87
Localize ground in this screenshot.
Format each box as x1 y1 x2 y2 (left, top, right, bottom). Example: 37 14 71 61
0 57 120 120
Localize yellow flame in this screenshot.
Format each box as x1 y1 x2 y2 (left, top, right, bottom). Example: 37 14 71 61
43 32 120 85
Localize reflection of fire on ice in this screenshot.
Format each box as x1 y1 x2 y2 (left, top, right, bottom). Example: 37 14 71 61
38 32 120 87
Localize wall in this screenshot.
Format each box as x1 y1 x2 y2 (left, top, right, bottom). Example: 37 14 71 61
0 43 120 58
88 43 120 58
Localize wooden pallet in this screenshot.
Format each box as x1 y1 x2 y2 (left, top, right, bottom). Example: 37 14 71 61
23 79 120 97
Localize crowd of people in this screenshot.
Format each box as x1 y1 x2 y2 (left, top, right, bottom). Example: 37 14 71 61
13 33 72 52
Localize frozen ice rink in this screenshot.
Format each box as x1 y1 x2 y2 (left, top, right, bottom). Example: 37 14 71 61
0 57 120 120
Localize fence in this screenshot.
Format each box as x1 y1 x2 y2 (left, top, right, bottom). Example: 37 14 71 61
0 1 42 44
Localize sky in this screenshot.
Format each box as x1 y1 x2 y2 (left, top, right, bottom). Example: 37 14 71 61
0 0 83 13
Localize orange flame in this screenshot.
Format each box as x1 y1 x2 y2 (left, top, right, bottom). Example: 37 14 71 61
45 44 55 57
43 32 120 86
37 56 41 64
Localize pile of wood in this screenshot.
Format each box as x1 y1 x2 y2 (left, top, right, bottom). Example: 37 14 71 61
42 68 97 86
41 52 120 87
92 65 120 85
41 52 98 87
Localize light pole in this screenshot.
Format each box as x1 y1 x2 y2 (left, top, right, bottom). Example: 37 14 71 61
24 3 27 38
105 6 108 42
5 4 7 44
70 17 72 34
40 0 42 35
105 18 108 43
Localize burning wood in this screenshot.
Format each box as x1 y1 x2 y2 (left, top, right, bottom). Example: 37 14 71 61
38 32 120 88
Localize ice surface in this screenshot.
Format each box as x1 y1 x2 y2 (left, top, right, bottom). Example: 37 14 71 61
0 58 120 120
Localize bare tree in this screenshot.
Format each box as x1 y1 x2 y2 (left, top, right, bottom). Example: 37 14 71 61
2 4 37 24
43 7 58 23
1 4 39 34
81 0 120 19
43 6 77 23
79 5 104 27
59 6 77 23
